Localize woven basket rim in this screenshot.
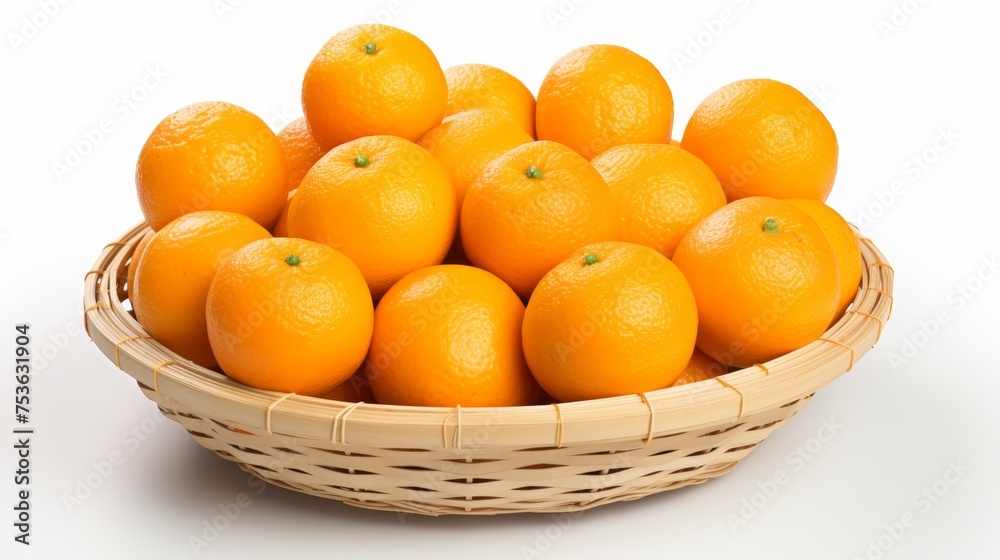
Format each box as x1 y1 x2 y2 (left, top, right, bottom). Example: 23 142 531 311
84 222 893 450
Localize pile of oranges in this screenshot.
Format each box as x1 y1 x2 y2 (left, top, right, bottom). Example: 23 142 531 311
128 24 861 407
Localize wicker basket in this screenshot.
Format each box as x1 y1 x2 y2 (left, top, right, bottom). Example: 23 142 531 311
84 222 893 516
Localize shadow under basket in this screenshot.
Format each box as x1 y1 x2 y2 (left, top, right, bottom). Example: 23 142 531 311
84 222 893 516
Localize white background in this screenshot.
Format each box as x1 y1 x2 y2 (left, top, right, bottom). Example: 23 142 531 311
2 0 998 558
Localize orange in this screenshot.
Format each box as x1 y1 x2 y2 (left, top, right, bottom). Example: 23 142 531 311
672 197 840 368
681 79 838 202
417 108 533 218
460 140 619 299
133 211 271 368
206 237 373 396
444 64 536 137
126 230 153 303
367 265 540 407
536 45 673 160
270 189 295 237
276 117 326 191
288 135 455 298
522 242 698 402
591 144 726 258
302 24 446 149
670 348 728 387
136 101 288 231
320 369 376 402
785 199 862 318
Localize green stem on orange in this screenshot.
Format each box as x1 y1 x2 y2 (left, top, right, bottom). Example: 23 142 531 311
364 42 377 54
584 254 599 265
285 254 301 266
354 155 370 168
763 217 780 235
525 165 543 179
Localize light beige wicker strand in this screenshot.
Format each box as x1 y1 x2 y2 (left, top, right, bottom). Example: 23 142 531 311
83 222 893 515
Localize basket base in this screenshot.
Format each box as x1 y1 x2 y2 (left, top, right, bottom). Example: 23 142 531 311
151 386 813 516
236 460 740 516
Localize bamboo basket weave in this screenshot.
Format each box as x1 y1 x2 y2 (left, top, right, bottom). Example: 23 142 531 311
84 222 893 516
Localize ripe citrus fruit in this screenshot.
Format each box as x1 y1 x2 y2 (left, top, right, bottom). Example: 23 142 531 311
133 211 271 368
785 198 862 318
270 189 295 237
367 265 540 407
522 242 698 402
671 348 728 387
536 45 673 160
417 108 533 218
302 24 447 149
276 117 326 191
444 63 536 137
320 369 376 402
288 135 456 298
460 140 619 299
590 144 726 258
672 197 840 368
136 101 288 231
126 230 153 303
206 237 373 396
681 79 838 202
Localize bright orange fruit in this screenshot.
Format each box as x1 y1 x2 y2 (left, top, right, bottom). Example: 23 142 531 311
302 24 447 149
670 348 728 387
276 117 326 191
126 230 153 304
136 101 288 231
522 242 698 402
536 45 673 160
417 108 533 219
320 369 376 402
133 211 271 368
288 135 455 299
444 64 536 137
672 197 840 368
590 144 726 258
460 140 619 299
368 265 540 407
785 198 862 318
206 237 373 396
681 79 838 202
270 189 295 237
